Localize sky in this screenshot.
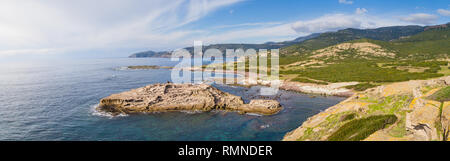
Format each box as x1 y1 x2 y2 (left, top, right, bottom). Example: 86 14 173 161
0 0 449 58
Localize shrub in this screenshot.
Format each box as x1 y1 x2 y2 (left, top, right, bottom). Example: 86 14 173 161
345 83 378 91
289 62 443 83
427 86 450 102
340 113 357 122
327 115 397 141
291 77 328 85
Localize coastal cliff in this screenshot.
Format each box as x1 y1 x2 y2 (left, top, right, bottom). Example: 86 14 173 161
283 76 450 141
97 83 282 116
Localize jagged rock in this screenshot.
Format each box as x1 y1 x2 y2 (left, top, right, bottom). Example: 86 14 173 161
239 100 282 115
407 100 440 141
445 77 450 85
97 83 282 116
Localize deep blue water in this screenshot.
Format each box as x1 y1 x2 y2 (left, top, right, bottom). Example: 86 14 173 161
0 57 344 141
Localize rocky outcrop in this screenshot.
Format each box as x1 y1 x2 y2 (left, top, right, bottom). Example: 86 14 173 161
283 76 449 141
240 100 283 115
280 81 355 97
311 42 396 58
97 83 282 116
127 65 173 70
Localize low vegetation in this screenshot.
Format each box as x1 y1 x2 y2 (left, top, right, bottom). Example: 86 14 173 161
367 95 411 114
344 83 378 91
427 86 450 102
278 26 449 87
340 113 357 122
281 61 443 83
327 115 397 141
427 86 450 141
291 77 328 85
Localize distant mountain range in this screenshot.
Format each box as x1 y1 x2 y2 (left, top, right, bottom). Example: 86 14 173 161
128 33 320 58
280 25 427 55
129 23 449 58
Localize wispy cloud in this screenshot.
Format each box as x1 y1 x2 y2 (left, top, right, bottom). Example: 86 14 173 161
213 22 283 29
355 8 368 15
339 0 354 5
1 0 445 57
437 9 450 16
292 14 361 33
290 8 404 33
400 13 439 25
0 0 244 55
199 23 297 44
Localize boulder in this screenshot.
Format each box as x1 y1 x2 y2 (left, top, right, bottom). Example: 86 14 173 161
240 100 282 115
445 77 450 85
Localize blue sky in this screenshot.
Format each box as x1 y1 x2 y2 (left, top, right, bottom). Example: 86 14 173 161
0 0 449 57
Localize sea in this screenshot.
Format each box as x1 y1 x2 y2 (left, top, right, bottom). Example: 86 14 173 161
0 57 344 141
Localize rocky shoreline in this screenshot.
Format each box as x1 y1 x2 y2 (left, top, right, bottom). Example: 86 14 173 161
97 83 282 116
283 76 450 141
185 66 355 97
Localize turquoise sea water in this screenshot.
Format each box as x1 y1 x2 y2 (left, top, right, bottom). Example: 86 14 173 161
0 57 344 141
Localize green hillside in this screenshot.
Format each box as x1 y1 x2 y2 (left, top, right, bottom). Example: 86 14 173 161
280 25 425 55
279 24 449 90
384 27 450 59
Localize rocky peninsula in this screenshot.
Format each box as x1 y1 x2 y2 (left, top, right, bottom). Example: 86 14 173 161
97 83 282 116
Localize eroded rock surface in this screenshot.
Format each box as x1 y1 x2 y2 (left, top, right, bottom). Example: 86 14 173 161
97 83 282 116
283 76 450 141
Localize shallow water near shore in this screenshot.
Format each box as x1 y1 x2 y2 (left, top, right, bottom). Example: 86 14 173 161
0 57 344 141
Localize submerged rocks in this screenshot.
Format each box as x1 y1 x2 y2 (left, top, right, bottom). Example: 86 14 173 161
97 83 282 116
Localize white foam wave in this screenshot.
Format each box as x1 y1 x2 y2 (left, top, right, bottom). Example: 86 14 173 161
179 110 205 114
246 113 263 117
260 124 270 129
90 104 128 118
114 66 129 71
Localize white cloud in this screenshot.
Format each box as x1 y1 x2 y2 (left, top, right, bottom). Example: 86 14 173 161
1 0 439 57
0 0 244 55
213 22 283 29
290 12 404 34
0 48 61 56
292 14 361 33
355 8 368 15
339 0 354 5
437 9 450 16
199 23 298 44
400 13 439 25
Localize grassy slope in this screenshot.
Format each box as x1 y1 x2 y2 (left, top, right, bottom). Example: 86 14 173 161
278 27 449 90
327 115 397 141
428 86 450 102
